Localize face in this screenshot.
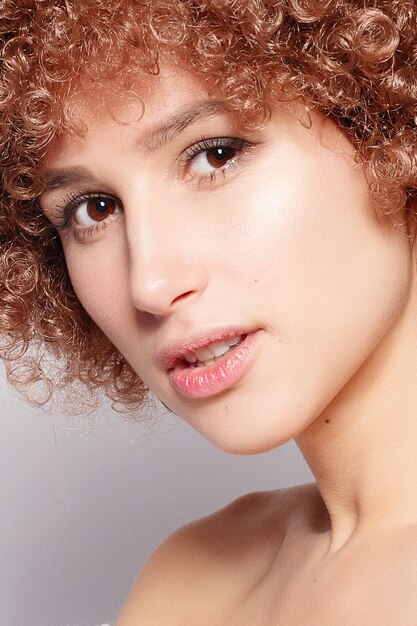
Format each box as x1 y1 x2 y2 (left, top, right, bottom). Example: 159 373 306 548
40 66 412 454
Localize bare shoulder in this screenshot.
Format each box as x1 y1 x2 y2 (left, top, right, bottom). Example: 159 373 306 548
116 483 318 625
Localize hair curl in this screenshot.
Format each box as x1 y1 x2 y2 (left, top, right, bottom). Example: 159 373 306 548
0 0 416 411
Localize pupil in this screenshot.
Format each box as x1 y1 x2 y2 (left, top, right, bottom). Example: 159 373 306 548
214 147 232 161
96 200 108 213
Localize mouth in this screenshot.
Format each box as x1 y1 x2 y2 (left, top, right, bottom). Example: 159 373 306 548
171 333 247 370
165 330 263 399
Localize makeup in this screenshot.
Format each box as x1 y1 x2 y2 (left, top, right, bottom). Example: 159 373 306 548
168 331 263 398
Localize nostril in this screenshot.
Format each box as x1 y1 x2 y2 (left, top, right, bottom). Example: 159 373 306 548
171 290 196 306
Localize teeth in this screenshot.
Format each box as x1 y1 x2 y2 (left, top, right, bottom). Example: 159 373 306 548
209 340 234 358
183 335 243 366
184 352 197 364
193 347 214 361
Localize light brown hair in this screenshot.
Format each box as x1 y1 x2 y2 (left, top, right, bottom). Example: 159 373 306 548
1 0 416 410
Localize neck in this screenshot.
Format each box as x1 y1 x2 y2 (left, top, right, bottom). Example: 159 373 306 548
296 266 417 552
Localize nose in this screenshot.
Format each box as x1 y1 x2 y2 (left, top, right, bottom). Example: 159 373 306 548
125 201 208 317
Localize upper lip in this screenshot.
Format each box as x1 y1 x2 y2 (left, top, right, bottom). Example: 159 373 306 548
157 326 255 370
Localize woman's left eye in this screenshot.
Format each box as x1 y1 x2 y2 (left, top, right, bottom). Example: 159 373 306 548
182 137 252 182
189 145 239 175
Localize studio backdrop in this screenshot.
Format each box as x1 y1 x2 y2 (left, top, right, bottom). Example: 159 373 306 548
0 372 312 626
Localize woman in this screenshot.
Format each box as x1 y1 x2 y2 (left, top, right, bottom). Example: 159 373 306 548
1 1 417 623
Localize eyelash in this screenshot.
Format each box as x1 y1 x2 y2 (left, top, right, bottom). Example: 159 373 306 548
55 191 119 240
55 135 254 240
180 136 251 186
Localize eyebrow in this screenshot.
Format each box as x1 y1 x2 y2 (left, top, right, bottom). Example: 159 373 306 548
42 167 99 193
143 100 230 152
42 100 231 194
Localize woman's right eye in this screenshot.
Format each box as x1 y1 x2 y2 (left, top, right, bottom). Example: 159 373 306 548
51 192 123 241
53 192 123 239
72 195 122 227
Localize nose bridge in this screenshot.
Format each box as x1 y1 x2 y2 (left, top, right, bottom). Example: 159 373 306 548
125 189 207 316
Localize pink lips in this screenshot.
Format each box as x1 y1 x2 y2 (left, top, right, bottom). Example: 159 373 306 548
168 331 262 399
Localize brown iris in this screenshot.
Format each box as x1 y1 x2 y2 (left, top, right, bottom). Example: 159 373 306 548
85 197 117 222
206 146 237 168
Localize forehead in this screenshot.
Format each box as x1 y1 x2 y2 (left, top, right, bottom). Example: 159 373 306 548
44 65 226 162
73 65 214 126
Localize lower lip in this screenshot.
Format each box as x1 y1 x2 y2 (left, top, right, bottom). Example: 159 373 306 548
168 331 263 399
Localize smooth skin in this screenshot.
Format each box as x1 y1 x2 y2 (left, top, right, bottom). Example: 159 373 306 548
40 67 417 624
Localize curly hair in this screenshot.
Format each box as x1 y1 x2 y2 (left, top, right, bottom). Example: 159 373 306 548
0 0 416 411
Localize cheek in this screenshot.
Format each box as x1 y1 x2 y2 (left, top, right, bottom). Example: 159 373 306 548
230 145 410 326
222 150 411 410
62 237 131 341
62 236 158 389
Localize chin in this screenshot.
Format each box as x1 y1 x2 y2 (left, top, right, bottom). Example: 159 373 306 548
186 406 309 456
166 371 327 455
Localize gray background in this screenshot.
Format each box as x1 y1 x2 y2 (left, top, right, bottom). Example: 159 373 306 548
1 372 312 626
